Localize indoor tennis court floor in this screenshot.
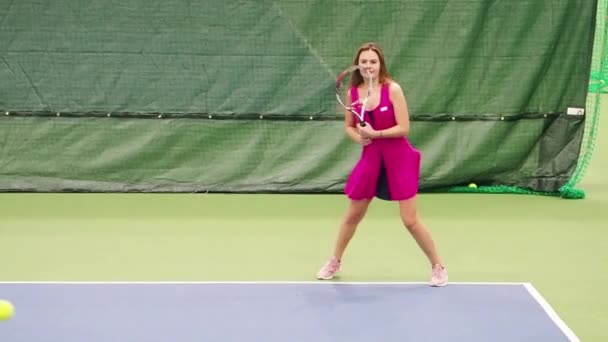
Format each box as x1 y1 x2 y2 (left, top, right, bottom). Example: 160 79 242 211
0 281 577 341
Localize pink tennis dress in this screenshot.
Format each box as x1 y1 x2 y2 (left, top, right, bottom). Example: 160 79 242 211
344 83 421 201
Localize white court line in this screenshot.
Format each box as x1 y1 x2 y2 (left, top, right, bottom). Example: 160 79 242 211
0 281 527 285
524 283 581 342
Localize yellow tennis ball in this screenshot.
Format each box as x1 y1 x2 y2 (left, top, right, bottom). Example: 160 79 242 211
468 183 477 188
0 300 15 321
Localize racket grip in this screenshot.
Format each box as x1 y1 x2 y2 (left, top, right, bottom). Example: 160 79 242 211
360 121 366 127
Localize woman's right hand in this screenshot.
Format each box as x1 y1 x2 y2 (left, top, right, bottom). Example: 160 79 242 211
358 136 372 146
346 126 372 146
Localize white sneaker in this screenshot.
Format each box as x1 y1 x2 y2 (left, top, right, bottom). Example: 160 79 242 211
430 264 448 287
316 257 341 280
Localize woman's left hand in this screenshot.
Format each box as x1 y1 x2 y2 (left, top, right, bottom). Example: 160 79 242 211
357 123 378 139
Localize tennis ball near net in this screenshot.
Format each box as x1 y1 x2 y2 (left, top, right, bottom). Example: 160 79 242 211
0 300 15 321
468 183 477 188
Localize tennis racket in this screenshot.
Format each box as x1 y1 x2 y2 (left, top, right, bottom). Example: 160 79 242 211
335 65 373 127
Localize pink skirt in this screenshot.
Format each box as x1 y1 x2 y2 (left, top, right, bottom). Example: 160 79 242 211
344 139 420 201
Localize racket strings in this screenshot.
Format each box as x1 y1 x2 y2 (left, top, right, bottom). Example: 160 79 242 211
335 65 373 126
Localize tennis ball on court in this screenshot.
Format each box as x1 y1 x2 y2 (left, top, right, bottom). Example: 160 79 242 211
0 300 14 321
468 183 477 188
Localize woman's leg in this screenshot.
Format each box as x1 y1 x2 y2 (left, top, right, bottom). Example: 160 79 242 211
333 199 372 260
399 196 448 286
316 199 372 280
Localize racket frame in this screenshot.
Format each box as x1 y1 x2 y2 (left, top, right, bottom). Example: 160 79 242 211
335 65 373 127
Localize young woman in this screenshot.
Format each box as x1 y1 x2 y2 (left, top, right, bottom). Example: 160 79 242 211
316 42 448 287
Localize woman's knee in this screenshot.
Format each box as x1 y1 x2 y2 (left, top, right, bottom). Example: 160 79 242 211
344 200 370 224
345 208 367 224
399 197 419 229
401 212 419 230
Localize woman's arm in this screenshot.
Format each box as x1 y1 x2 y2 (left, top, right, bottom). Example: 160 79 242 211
344 91 372 145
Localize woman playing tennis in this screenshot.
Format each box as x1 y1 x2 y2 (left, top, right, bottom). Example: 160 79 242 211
316 42 448 287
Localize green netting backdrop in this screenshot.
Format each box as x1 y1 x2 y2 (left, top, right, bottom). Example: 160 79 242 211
0 0 602 196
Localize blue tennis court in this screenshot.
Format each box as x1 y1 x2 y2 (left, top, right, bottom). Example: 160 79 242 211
0 282 578 341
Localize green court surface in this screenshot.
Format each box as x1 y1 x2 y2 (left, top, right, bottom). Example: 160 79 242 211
1 111 607 341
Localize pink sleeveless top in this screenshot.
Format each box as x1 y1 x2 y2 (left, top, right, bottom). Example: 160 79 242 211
344 83 421 201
